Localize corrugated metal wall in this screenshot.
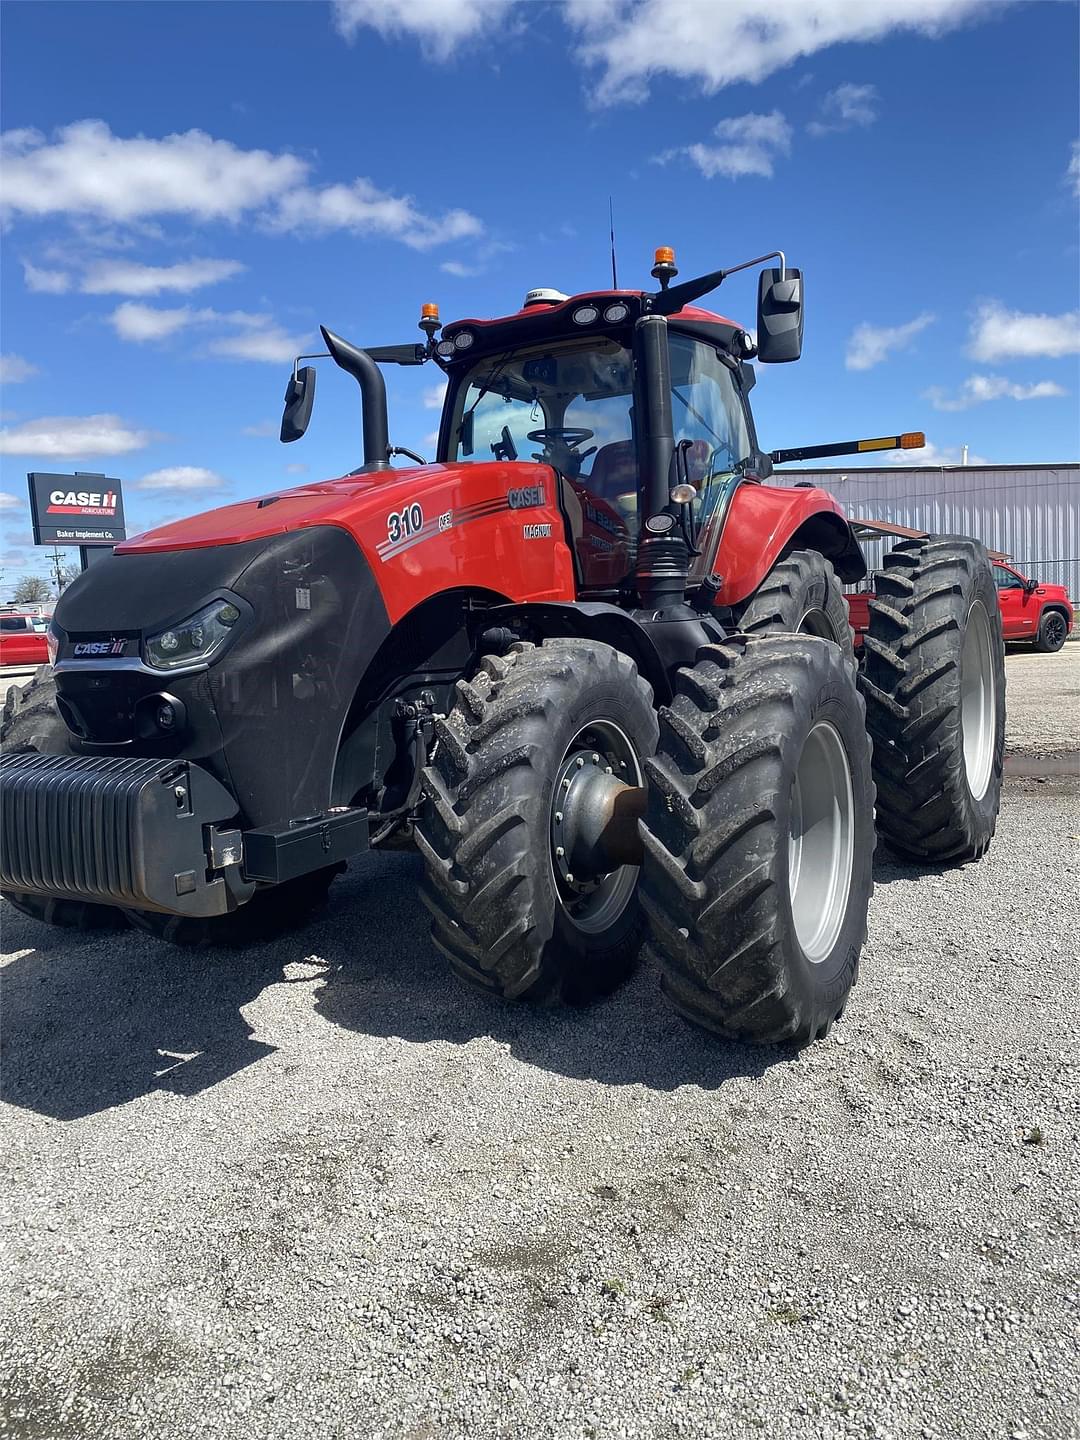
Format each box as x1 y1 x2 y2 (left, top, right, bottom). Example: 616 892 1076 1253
773 464 1080 597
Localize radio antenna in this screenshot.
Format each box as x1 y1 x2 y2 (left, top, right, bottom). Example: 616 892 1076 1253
608 196 619 289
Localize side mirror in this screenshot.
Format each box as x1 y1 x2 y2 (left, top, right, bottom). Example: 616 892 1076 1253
1025 577 1038 593
280 365 316 443
757 267 803 364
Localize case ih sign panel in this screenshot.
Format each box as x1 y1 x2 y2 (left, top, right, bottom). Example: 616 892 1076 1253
27 472 126 546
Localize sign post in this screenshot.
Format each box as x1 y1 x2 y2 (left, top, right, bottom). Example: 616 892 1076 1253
26 472 127 573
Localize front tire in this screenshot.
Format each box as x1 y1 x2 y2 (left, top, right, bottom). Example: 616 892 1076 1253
859 536 1005 863
640 635 875 1047
414 639 658 1003
1035 609 1068 653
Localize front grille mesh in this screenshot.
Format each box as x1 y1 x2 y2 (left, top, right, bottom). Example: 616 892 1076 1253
0 751 178 904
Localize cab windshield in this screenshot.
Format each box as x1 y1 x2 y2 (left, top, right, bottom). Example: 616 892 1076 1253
447 336 635 494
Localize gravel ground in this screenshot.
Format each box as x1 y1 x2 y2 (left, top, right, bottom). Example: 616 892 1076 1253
1002 646 1080 759
1 652 1078 1440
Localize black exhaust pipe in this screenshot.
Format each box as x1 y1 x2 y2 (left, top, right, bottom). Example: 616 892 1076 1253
320 326 390 472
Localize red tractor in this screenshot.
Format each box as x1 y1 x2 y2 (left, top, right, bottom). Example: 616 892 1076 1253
0 247 1006 1046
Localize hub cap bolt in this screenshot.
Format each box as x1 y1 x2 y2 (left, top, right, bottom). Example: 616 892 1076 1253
555 811 563 823
555 846 565 858
576 757 584 768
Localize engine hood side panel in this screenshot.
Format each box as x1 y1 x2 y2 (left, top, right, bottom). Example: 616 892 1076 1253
115 461 578 622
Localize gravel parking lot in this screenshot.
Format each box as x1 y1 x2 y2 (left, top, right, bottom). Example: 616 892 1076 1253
2 650 1077 1440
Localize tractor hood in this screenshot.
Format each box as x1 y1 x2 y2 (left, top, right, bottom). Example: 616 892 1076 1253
114 466 452 555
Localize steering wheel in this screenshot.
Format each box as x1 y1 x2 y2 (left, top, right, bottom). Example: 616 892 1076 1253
526 427 594 450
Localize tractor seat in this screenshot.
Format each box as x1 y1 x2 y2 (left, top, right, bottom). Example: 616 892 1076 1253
586 440 636 502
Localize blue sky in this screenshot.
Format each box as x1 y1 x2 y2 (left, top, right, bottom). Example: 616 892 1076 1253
1 0 1078 588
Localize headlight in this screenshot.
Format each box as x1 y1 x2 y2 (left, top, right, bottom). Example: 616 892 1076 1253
572 305 598 325
144 599 241 671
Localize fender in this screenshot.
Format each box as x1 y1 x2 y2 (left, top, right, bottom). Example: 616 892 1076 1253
714 483 866 607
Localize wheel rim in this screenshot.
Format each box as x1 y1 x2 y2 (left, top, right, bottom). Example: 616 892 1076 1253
549 719 642 936
1045 614 1066 648
798 607 834 640
961 600 996 801
787 721 855 964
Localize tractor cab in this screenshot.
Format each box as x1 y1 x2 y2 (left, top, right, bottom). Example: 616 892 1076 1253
434 295 762 593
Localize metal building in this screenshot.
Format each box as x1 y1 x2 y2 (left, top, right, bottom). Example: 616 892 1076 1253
774 463 1080 596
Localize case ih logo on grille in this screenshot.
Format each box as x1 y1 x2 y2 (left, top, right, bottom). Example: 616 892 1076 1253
72 639 126 657
507 483 546 510
47 488 119 517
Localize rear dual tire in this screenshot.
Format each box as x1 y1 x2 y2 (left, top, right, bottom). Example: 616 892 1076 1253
860 537 1005 863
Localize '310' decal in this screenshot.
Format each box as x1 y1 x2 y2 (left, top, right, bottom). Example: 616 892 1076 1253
387 503 424 544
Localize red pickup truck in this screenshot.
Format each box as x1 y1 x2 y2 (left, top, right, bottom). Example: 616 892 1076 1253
846 523 1073 653
0 612 51 666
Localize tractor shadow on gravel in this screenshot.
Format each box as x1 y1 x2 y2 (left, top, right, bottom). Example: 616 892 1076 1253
311 853 780 1094
1 849 780 1119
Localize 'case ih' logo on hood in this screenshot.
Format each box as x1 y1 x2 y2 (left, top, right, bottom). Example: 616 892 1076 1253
47 488 119 517
72 639 127 657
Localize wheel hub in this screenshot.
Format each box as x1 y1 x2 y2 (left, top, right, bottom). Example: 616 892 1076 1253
548 721 644 936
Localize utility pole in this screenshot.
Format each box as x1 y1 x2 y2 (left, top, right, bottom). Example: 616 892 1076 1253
49 546 66 596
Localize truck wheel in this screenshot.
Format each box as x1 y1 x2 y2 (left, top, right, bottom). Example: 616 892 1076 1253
122 866 342 947
734 550 855 664
860 536 1005 863
415 639 658 1003
1035 609 1068 653
1 668 130 932
640 635 875 1047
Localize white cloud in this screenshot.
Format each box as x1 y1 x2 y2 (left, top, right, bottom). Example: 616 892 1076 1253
80 257 244 296
845 312 935 370
284 463 308 475
243 419 278 437
0 413 157 457
423 382 448 410
0 492 23 511
657 110 792 180
924 374 1068 411
807 82 879 135
0 120 483 250
22 260 71 293
208 325 308 364
109 302 209 342
108 303 307 362
135 466 225 492
0 354 40 384
331 0 517 60
565 0 1000 105
968 300 1080 362
1068 140 1080 198
270 180 482 250
441 260 482 278
0 120 306 224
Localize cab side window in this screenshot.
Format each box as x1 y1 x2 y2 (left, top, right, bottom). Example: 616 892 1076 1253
668 334 752 491
0 616 29 632
995 569 1024 590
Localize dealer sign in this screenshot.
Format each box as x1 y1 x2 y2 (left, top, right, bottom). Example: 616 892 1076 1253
27 472 127 546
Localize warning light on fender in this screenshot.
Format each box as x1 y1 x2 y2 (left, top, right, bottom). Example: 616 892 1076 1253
900 431 925 449
654 246 675 266
421 303 440 321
